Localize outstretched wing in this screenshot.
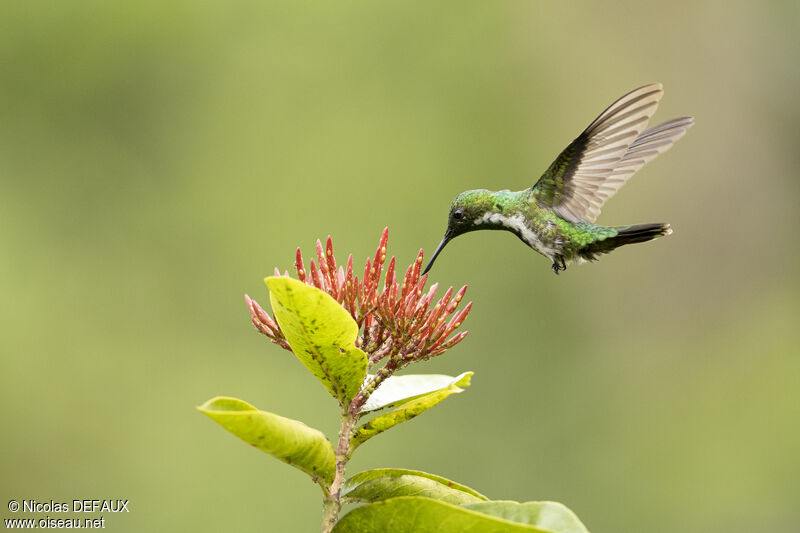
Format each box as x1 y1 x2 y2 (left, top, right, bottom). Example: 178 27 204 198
532 83 692 223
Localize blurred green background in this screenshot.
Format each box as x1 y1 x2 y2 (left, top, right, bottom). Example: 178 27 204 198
2 1 798 532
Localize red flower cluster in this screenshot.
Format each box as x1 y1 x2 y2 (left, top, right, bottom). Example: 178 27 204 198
245 228 471 367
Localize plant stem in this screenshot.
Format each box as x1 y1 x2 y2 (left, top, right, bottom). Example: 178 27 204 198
320 496 338 533
320 412 357 533
321 355 403 531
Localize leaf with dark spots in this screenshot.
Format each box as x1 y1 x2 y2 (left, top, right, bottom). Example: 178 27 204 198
267 277 368 405
198 397 335 485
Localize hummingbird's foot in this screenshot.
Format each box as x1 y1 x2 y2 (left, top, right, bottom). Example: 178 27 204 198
551 256 567 275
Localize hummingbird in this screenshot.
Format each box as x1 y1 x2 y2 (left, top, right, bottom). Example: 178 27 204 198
423 83 693 275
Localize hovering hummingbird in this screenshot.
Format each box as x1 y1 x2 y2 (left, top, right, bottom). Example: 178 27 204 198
423 83 693 275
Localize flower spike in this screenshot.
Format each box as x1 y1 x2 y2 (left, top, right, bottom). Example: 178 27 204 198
246 229 471 368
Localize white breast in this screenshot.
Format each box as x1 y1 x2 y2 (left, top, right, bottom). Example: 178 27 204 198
474 212 558 259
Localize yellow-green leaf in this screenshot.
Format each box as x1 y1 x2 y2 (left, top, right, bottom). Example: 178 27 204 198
332 497 590 532
342 468 488 505
360 372 473 412
350 374 472 450
198 396 335 485
462 501 589 533
266 277 367 406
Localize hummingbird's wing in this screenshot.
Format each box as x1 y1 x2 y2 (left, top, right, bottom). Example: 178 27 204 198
532 83 692 223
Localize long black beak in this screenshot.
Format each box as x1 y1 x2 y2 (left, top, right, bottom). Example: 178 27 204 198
422 230 453 275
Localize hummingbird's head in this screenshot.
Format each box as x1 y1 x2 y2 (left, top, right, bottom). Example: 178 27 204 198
422 189 496 275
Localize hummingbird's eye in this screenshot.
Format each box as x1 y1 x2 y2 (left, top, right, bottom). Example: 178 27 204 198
452 209 464 220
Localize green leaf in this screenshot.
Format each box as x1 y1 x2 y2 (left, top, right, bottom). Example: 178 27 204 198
198 396 335 485
266 277 367 405
332 496 589 532
341 468 488 505
350 375 471 450
360 372 474 412
462 502 589 533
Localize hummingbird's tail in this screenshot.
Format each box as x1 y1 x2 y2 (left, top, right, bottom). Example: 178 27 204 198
579 223 672 261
